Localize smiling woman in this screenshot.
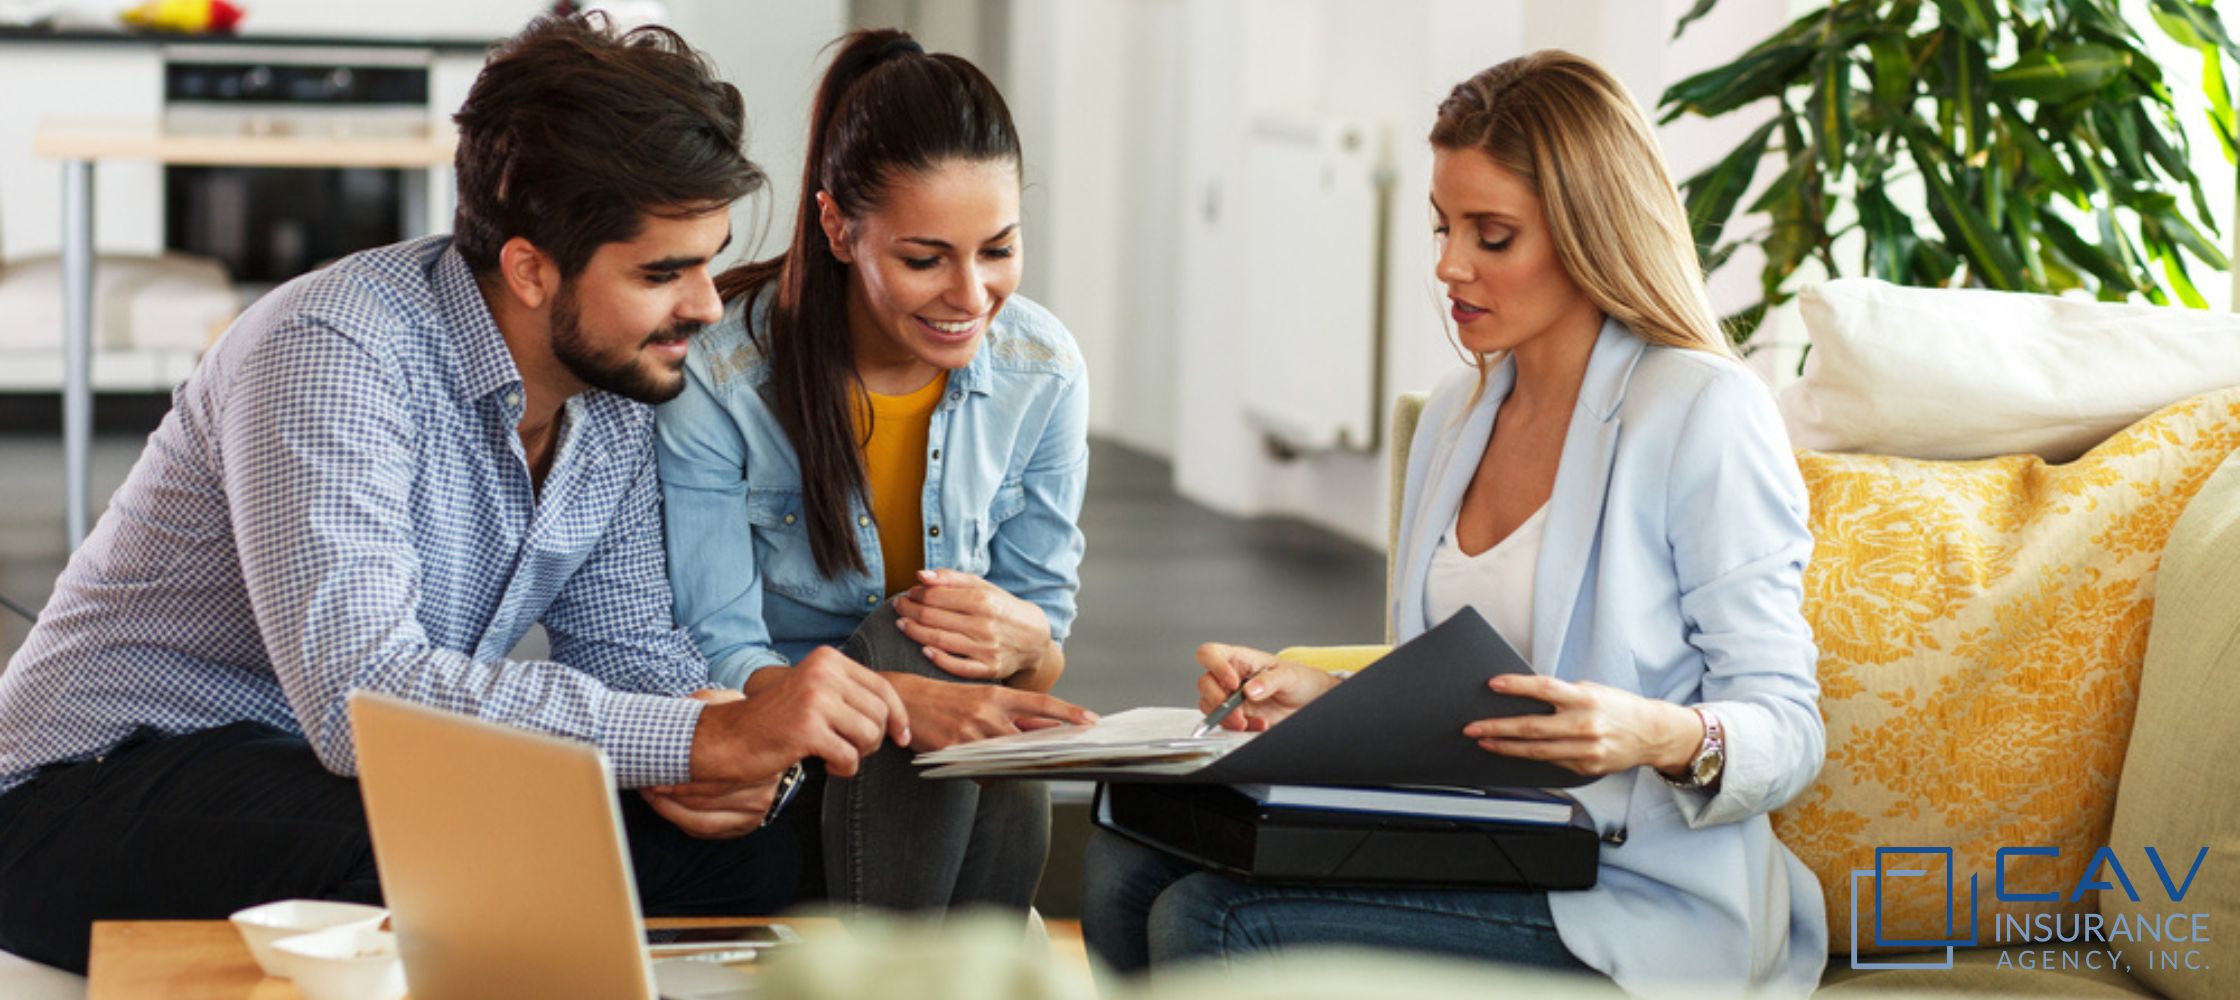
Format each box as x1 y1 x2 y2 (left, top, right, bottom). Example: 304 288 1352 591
653 29 1094 918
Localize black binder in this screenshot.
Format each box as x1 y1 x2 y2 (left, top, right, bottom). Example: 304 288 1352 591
1094 782 1600 890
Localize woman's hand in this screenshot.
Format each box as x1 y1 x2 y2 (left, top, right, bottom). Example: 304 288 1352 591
893 569 1054 682
884 672 1097 751
1193 642 1341 732
1463 674 1705 778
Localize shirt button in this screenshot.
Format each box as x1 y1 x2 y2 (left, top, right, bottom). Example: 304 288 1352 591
783 514 796 525
930 448 941 461
858 515 871 527
503 391 521 408
949 391 962 401
865 595 878 606
928 525 941 538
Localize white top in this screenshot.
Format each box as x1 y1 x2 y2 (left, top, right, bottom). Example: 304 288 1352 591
1423 502 1546 663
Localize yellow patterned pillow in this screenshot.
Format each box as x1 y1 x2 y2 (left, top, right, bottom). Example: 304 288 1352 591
1773 387 2240 955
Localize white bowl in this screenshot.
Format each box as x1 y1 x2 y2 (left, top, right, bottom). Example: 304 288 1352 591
227 899 388 978
270 926 408 1000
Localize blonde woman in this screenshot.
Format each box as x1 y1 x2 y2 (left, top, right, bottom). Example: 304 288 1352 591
1082 51 1829 997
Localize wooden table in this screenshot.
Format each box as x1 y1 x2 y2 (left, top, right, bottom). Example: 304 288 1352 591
30 118 457 549
86 916 831 1000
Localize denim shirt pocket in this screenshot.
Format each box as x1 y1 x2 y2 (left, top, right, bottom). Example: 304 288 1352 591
744 487 825 604
960 479 1028 575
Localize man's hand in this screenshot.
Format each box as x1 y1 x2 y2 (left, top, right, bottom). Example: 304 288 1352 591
688 646 909 782
894 569 1054 682
647 688 778 838
639 776 782 839
885 672 1096 751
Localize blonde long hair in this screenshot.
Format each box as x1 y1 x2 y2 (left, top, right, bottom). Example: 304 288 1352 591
1429 50 1734 365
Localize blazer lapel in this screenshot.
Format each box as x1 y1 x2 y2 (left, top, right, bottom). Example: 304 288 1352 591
1395 362 1512 640
1529 320 1646 676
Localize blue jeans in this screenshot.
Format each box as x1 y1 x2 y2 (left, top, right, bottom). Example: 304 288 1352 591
1081 827 1597 976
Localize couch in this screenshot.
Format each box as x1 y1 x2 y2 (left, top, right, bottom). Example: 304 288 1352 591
1276 321 2240 996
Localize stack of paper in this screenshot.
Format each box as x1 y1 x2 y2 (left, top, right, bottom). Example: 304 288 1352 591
914 707 1253 778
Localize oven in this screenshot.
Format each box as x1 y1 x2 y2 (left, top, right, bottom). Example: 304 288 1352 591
161 45 439 288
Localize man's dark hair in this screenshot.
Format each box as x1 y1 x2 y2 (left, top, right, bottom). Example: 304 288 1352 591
452 14 763 276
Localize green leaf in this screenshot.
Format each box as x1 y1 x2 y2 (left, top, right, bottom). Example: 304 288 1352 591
1866 31 1913 108
2156 206 2231 268
1661 43 1814 121
1659 11 1822 121
1904 119 2026 290
1995 104 2085 202
1809 33 1856 174
2133 104 2194 180
1746 145 1815 216
2151 0 2240 63
1936 0 1997 40
2035 207 2136 289
1915 237 1962 285
1672 0 1721 41
2101 105 2151 177
2203 50 2239 162
2096 205 2157 293
1857 182 1920 282
2005 189 2048 287
1984 151 2007 234
1992 43 2130 104
2140 223 2208 308
1681 118 1779 254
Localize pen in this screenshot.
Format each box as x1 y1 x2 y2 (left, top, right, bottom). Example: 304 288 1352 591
1192 662 1262 738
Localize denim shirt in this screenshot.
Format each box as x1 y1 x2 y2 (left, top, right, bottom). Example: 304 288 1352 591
655 292 1090 689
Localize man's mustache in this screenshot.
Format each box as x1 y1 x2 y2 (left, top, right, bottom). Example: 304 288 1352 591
645 321 706 346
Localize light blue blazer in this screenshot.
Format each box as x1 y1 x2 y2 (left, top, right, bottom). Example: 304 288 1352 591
1393 319 1829 998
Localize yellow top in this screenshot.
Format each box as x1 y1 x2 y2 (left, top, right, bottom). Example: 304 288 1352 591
857 372 949 597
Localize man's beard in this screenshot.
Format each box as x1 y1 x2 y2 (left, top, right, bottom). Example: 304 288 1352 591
549 284 701 405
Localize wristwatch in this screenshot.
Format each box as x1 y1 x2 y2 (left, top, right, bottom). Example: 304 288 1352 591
761 761 808 828
1663 707 1724 791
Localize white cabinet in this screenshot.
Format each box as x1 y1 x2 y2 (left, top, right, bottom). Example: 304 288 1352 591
0 41 166 260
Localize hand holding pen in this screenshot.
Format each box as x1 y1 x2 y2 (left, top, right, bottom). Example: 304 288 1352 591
1191 643 1344 735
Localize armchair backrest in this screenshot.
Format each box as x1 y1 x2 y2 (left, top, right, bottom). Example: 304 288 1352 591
1385 392 1427 643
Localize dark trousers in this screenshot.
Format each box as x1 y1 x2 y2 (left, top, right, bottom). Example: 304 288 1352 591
0 720 800 973
814 602 1049 915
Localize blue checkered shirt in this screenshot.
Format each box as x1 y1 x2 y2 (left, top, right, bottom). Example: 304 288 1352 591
0 236 710 793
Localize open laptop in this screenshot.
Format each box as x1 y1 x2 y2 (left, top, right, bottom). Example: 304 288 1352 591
348 690 758 1000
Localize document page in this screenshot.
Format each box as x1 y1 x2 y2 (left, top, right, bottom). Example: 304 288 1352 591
915 707 1254 776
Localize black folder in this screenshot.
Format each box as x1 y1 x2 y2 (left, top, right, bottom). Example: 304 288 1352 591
1093 782 1600 889
1011 608 1599 790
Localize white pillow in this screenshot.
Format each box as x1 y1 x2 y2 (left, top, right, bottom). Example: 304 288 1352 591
1775 278 2240 462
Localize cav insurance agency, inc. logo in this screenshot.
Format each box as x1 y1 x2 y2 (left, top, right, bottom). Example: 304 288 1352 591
1851 844 2212 974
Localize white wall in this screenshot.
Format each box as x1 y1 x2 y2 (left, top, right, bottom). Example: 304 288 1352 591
1000 0 1795 547
662 1 849 267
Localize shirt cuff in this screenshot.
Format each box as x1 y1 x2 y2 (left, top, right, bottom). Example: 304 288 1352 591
597 690 704 787
709 647 792 690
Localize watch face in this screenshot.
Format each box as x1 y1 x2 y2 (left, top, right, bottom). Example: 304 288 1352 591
1693 747 1725 785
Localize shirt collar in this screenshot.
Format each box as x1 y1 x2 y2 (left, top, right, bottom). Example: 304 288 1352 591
432 244 527 404
951 327 993 397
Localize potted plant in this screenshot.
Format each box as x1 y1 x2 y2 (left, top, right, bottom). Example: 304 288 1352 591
1661 0 2240 342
